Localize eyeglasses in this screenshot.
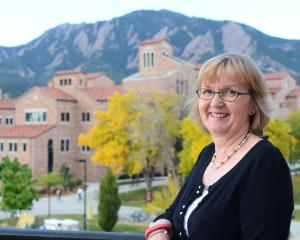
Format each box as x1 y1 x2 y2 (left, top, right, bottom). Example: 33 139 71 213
196 88 251 102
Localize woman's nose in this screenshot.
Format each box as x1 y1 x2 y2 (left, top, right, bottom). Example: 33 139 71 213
210 93 224 106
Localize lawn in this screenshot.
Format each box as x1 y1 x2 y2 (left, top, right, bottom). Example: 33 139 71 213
293 210 300 221
292 175 300 204
119 186 162 206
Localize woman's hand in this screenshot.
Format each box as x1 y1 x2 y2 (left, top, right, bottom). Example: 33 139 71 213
146 219 172 240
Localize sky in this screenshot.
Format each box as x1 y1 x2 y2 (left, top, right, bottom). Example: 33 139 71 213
0 0 299 47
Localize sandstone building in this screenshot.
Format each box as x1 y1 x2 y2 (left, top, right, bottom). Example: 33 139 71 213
0 69 123 181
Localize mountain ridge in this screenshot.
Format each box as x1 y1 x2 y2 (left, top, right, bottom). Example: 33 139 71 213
0 9 300 97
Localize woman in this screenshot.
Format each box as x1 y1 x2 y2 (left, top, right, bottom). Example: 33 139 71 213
144 53 294 240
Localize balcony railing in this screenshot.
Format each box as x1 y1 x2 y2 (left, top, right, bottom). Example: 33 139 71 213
0 228 144 240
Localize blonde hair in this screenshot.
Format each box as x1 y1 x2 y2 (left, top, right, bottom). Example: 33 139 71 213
190 53 271 135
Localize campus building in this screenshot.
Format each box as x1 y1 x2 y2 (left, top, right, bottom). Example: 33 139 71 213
0 38 299 181
123 38 198 95
0 69 123 181
264 71 300 118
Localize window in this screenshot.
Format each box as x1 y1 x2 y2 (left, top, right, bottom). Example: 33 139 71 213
283 80 289 89
61 112 70 122
143 52 154 67
98 100 107 110
9 142 17 152
68 78 72 85
60 79 63 86
151 52 154 66
25 109 47 123
0 142 4 152
60 139 70 152
5 116 13 125
23 143 27 152
82 113 90 122
80 145 90 152
0 116 2 124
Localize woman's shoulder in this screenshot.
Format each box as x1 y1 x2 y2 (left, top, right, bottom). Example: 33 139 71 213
246 138 289 171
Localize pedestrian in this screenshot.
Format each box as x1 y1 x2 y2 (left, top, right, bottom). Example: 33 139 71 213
56 189 62 202
77 187 83 201
144 53 293 240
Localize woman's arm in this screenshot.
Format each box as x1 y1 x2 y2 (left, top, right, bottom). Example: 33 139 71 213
239 147 294 239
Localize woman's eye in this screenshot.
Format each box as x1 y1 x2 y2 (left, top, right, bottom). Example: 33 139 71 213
203 89 213 94
225 89 238 95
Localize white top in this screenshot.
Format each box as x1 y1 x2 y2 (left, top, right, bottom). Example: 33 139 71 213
183 188 209 236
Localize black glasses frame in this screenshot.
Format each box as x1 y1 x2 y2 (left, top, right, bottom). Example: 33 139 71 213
195 88 251 102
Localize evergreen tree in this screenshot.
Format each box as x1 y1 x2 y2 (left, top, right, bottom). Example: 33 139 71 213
59 163 72 191
98 168 121 231
0 157 39 217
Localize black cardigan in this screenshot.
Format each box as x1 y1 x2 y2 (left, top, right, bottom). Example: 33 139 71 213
155 140 294 240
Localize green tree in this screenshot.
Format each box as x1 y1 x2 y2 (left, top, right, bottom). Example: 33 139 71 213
98 168 121 231
0 157 38 217
59 163 72 191
286 110 300 164
38 172 62 216
264 119 296 160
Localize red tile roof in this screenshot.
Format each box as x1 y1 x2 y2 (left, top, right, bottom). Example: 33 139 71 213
264 71 289 80
34 87 77 102
287 88 300 98
0 124 55 138
55 68 83 76
141 37 170 45
82 85 125 101
85 72 105 80
0 99 16 109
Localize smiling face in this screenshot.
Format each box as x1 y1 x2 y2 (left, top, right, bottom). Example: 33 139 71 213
198 72 253 138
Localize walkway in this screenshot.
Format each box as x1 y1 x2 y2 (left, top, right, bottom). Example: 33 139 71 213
0 178 167 220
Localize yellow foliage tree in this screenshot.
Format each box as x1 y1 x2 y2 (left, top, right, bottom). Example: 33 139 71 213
78 91 142 175
286 110 300 163
264 119 296 160
178 118 211 176
145 175 180 215
78 91 183 197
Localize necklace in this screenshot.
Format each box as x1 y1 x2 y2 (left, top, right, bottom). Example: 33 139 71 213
210 132 250 169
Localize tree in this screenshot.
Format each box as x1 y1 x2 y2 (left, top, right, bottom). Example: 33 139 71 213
145 175 180 215
78 91 141 174
127 93 182 200
38 172 62 216
79 92 183 201
286 110 300 164
264 119 296 161
178 118 211 176
59 163 73 191
0 157 38 217
98 168 121 231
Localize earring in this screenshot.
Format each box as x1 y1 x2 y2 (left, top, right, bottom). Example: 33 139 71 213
249 110 255 116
